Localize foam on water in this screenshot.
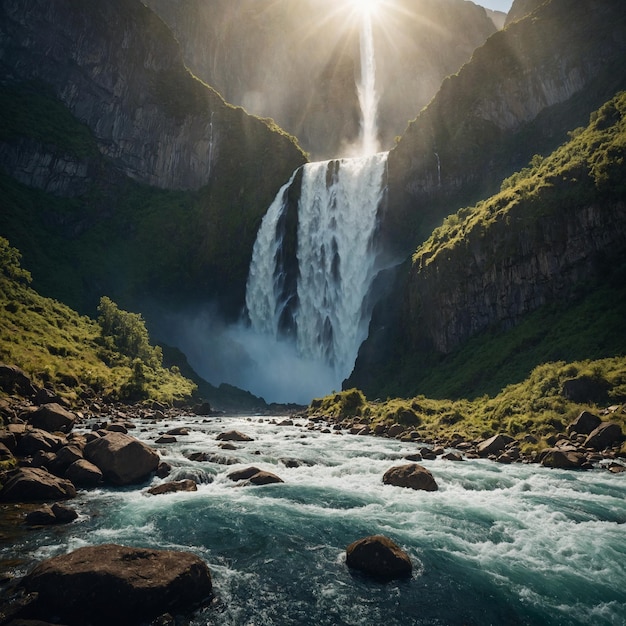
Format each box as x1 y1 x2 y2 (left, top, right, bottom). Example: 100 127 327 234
4 415 625 625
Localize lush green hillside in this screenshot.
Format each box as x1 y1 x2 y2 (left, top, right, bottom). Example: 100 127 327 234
350 92 626 401
0 237 196 405
312 356 626 454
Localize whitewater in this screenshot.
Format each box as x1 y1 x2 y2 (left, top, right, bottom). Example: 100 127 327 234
5 414 625 625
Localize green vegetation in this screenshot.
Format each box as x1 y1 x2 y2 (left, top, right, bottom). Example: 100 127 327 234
0 82 98 158
311 357 626 451
0 237 196 405
415 92 626 268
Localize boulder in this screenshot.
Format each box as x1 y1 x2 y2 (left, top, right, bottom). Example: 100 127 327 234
346 535 412 580
155 435 177 444
18 544 213 625
147 479 197 495
246 471 284 486
50 445 84 473
28 403 77 433
382 463 438 492
17 429 66 456
84 432 159 486
226 466 284 485
476 434 515 457
227 466 263 482
0 467 76 502
387 424 405 438
0 441 14 462
25 503 78 526
166 427 189 436
584 422 623 451
156 461 172 478
216 430 254 442
540 448 586 469
33 387 64 406
567 410 602 435
193 401 213 416
562 376 608 403
65 459 103 488
0 363 36 396
441 452 463 462
105 423 128 433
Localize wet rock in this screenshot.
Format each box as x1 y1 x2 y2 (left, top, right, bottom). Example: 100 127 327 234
584 422 623 451
84 432 159 486
25 503 78 526
567 410 602 435
540 448 586 469
156 461 172 478
147 479 197 495
28 403 77 434
404 452 423 462
0 441 15 462
0 467 76 502
246 471 284 486
382 463 438 492
166 427 189 436
50 445 83 474
18 544 213 625
227 466 284 485
216 430 254 442
277 419 293 426
346 535 412 580
476 434 515 457
105 423 128 434
65 459 103 488
227 466 263 482
441 452 463 462
155 435 177 444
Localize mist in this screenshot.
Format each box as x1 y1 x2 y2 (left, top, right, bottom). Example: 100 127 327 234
160 307 341 405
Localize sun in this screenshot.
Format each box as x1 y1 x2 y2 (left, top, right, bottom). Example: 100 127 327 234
350 0 383 18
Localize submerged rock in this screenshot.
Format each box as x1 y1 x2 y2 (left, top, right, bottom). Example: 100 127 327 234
346 535 412 580
382 463 438 492
147 479 197 495
18 544 213 625
25 503 78 526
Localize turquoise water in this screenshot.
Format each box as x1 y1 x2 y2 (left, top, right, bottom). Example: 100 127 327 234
4 416 626 625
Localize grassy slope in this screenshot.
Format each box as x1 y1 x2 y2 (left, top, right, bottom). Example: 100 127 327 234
364 92 626 401
0 238 196 406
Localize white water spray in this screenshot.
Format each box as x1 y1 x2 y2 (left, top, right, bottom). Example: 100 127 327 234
227 8 388 402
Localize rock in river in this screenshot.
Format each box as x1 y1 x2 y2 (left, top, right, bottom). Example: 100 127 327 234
382 463 438 492
0 467 76 502
84 432 159 485
346 535 412 580
17 544 213 625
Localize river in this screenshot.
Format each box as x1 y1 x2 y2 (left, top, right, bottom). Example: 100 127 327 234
4 415 625 625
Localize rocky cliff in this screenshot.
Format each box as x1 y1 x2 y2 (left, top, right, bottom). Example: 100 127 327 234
383 0 626 256
0 0 306 318
0 0 304 191
144 0 497 159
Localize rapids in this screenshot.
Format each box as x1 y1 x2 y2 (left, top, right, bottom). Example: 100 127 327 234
3 415 625 625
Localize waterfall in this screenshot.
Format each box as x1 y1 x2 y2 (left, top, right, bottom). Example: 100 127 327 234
357 12 379 156
239 7 387 402
246 152 388 390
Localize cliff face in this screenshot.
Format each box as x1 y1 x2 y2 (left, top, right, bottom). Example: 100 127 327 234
0 0 304 191
144 0 496 159
384 0 626 255
410 202 626 354
0 0 306 318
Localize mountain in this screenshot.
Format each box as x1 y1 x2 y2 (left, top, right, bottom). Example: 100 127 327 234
0 0 306 318
144 0 497 159
349 0 626 398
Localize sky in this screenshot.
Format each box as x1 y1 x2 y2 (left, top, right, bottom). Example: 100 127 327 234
477 0 514 12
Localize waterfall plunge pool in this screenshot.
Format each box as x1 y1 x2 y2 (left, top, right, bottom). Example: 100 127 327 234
3 415 625 625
